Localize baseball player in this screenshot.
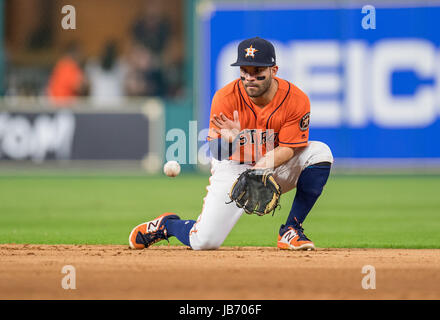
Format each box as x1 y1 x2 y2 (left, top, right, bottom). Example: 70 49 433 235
129 37 333 251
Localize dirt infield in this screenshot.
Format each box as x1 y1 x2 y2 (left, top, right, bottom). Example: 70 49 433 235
0 244 439 300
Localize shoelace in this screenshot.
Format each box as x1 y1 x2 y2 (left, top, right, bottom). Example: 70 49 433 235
288 223 311 242
295 225 311 242
140 228 169 247
292 217 311 241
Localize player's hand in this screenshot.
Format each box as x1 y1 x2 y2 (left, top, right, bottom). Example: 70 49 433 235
211 110 241 142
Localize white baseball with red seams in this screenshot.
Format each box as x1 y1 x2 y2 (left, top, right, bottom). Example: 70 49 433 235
163 161 181 177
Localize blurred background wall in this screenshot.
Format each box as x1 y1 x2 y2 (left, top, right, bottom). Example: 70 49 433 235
0 0 439 174
4 0 185 100
5 0 184 58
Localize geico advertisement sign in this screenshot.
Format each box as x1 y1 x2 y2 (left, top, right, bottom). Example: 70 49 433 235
217 39 439 128
0 112 75 161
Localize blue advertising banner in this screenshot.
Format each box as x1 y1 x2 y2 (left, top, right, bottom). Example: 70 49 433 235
196 2 440 162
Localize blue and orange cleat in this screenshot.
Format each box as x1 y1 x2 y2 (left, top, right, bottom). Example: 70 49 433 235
129 213 180 249
277 218 315 251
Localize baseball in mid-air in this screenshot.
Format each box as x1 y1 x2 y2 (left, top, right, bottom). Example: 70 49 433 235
163 160 181 177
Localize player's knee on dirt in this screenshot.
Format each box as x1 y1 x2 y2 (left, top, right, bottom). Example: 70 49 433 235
190 236 223 250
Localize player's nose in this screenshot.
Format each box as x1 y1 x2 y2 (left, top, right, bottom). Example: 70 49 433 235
243 73 257 82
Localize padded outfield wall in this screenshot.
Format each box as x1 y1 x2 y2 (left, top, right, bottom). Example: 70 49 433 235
0 99 169 173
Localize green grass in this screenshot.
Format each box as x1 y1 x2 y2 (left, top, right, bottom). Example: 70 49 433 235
0 174 439 248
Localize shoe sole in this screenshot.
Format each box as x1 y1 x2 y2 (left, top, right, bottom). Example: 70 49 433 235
277 242 315 251
128 213 175 250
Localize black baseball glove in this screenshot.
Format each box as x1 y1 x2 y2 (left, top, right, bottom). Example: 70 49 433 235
228 169 282 216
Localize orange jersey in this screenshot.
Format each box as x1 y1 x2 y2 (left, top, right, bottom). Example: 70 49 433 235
208 77 310 163
47 57 84 106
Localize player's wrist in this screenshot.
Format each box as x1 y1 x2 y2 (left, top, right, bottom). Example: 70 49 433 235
253 160 270 169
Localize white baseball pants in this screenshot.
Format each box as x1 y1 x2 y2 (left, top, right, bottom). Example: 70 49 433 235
189 141 333 250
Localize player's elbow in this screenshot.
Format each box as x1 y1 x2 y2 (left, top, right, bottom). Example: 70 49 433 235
273 146 296 167
284 146 296 160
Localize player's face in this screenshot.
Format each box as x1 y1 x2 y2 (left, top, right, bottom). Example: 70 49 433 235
240 66 274 98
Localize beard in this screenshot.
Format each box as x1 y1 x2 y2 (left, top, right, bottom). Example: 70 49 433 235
243 75 272 98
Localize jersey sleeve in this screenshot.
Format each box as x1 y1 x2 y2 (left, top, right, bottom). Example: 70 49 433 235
278 95 310 148
207 91 234 141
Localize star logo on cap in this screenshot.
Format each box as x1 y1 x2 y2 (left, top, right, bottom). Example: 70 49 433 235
244 45 258 58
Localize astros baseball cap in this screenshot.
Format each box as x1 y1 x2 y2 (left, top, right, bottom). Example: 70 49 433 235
231 37 276 67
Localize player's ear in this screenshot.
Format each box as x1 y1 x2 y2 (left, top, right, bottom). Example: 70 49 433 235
271 66 278 77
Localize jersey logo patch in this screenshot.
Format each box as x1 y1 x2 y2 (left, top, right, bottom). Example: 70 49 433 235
244 45 258 58
300 112 310 131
